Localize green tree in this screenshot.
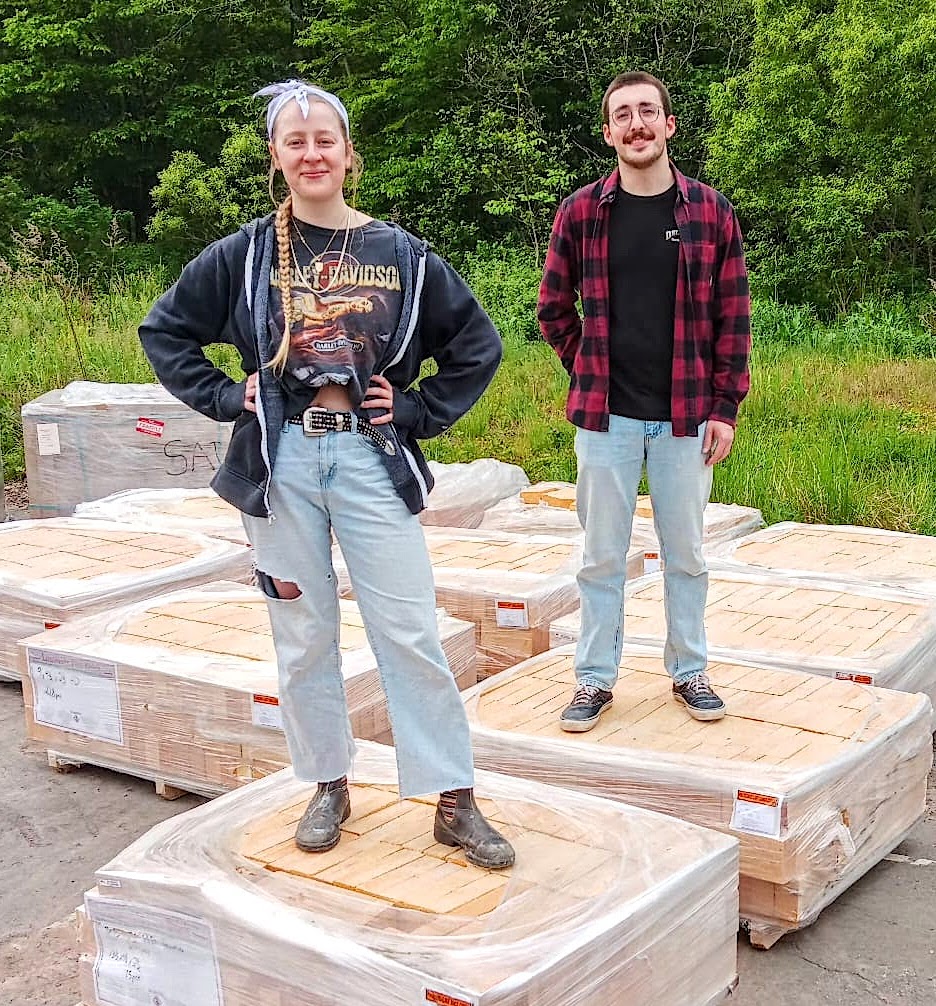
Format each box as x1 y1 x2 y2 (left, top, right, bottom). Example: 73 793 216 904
708 0 936 309
0 0 295 227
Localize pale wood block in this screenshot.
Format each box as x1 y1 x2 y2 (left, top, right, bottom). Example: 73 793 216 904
84 750 738 1004
21 587 477 793
466 646 933 942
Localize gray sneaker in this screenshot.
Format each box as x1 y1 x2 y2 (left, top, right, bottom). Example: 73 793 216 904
672 673 726 721
559 684 614 732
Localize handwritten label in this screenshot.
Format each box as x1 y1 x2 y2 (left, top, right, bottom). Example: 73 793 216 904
495 598 529 629
251 693 283 731
163 440 224 476
36 423 61 456
28 647 123 745
89 899 222 1006
135 417 165 438
730 789 783 838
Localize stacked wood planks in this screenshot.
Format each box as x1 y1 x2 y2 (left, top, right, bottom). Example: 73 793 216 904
480 482 763 547
74 487 249 545
76 745 739 1005
463 645 933 948
21 585 476 797
336 528 641 678
550 570 936 708
709 522 936 595
22 382 233 518
0 519 252 682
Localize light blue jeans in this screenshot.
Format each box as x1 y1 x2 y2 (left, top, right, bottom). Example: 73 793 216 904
242 421 474 798
574 416 713 690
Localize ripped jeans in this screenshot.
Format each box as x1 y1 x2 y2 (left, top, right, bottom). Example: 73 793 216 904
242 421 474 798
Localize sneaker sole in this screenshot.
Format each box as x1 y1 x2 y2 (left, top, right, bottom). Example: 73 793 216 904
673 693 726 721
559 699 613 733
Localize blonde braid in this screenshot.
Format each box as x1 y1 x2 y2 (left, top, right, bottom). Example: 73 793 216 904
269 194 294 375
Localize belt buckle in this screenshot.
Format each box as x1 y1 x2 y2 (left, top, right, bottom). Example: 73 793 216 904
301 406 329 437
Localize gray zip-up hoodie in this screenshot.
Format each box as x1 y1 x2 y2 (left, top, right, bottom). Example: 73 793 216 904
139 214 502 517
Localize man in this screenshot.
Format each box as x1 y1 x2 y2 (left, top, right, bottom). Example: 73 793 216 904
537 70 751 731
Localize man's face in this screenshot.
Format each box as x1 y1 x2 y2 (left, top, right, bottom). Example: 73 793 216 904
602 83 676 171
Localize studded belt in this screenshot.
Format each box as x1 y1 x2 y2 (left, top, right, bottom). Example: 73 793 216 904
286 407 395 455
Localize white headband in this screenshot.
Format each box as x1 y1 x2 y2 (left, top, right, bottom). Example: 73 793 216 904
254 79 350 139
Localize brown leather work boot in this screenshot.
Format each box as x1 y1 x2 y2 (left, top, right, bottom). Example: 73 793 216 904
295 779 351 852
433 789 516 869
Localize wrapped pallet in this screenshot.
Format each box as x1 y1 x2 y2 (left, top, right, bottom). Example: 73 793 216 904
550 570 936 710
709 522 936 595
22 382 232 518
21 584 476 797
480 483 763 549
337 528 641 678
463 644 933 948
76 743 739 1006
74 487 248 545
0 519 251 682
419 458 530 528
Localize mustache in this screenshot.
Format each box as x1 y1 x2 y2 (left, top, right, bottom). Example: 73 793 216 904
624 128 655 143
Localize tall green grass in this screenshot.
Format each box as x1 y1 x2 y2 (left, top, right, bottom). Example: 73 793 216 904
1 267 934 534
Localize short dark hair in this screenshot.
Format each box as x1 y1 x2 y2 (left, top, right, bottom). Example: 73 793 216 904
601 71 672 123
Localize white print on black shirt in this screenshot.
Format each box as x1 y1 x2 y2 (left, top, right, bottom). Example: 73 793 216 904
665 228 680 242
270 246 404 404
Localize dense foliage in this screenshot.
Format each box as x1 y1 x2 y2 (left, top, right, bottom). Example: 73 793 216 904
1 0 934 308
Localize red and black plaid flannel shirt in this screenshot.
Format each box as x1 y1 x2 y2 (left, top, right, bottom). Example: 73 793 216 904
538 165 751 435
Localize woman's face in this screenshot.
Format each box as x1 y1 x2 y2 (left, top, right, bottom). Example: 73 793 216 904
269 100 353 208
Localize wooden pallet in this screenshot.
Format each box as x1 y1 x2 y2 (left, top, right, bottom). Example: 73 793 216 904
77 748 739 1005
75 488 248 545
22 382 233 518
481 488 762 549
550 570 936 700
0 518 252 681
22 585 476 795
46 749 212 801
464 647 932 947
336 527 603 679
711 522 936 592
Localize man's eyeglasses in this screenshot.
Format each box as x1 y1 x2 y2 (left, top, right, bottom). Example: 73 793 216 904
610 103 664 127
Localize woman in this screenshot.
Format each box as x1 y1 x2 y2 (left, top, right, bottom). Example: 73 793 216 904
140 79 514 869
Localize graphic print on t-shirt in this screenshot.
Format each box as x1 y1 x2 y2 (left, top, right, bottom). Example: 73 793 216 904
269 220 404 411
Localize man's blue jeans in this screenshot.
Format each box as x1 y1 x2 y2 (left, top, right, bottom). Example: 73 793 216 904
243 422 474 798
574 416 713 690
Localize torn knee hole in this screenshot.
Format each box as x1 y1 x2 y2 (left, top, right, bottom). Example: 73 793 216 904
256 570 302 600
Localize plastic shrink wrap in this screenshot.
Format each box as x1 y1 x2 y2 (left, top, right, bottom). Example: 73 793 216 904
21 584 476 796
0 519 251 682
336 527 640 678
419 458 530 528
480 483 763 549
550 570 936 713
708 522 936 595
463 644 933 948
74 487 248 545
22 382 232 518
76 743 739 1006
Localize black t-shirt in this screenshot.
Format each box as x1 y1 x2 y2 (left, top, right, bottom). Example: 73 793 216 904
269 218 404 417
607 183 679 421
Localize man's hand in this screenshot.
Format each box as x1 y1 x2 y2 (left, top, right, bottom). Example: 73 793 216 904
702 419 735 466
